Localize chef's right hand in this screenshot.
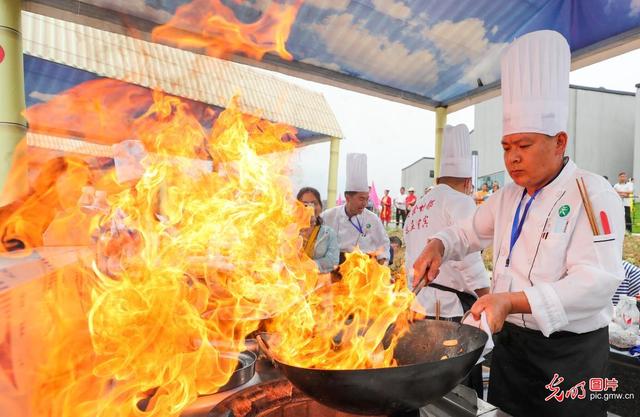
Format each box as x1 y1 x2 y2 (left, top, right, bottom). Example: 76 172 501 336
412 238 445 287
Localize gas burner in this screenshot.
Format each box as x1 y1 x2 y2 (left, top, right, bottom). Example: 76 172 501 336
201 379 508 417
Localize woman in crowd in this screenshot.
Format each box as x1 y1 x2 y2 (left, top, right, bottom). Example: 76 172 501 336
297 187 340 273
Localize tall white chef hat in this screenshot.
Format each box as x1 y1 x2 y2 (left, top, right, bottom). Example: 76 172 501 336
345 153 369 192
439 124 472 178
502 30 570 137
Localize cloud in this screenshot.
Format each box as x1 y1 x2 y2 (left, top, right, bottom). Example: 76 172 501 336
371 0 411 20
84 0 173 23
304 0 350 11
630 0 640 16
422 18 507 87
308 13 438 91
299 57 343 72
29 91 58 103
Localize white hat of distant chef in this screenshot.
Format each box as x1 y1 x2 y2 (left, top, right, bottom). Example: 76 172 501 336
345 153 369 192
439 124 472 178
502 30 570 137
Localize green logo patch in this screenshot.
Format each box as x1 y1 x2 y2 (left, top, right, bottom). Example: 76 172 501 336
558 205 571 217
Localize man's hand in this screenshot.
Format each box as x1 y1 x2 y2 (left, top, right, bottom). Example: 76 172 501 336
469 292 531 333
412 238 445 287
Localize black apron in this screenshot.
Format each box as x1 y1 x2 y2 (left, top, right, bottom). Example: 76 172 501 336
489 322 609 417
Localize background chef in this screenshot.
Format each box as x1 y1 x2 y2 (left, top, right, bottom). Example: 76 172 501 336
322 153 390 265
405 123 489 319
404 123 489 398
413 30 624 417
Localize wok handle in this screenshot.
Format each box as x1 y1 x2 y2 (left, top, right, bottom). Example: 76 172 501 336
256 334 278 365
461 310 472 324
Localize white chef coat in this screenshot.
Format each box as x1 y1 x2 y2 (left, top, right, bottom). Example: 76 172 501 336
434 159 624 336
321 205 390 260
613 181 633 207
404 184 489 317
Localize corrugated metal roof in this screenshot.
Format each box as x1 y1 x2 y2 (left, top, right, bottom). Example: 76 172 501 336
21 11 343 140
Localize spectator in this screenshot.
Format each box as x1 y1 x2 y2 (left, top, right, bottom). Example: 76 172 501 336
491 181 500 194
388 235 404 277
297 187 339 273
380 189 392 227
394 186 407 228
612 260 640 305
405 187 417 212
366 186 375 212
613 171 633 232
474 183 490 205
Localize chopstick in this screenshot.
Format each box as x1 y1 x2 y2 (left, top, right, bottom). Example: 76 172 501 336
413 277 426 295
576 177 600 236
435 299 441 321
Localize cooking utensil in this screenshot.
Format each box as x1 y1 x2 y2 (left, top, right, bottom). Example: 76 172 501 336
413 276 426 294
259 319 487 415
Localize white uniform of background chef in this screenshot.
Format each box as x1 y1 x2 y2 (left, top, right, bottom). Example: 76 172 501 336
322 153 390 264
404 124 489 319
413 30 624 417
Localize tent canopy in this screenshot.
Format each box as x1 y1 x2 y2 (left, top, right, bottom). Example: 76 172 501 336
24 0 640 112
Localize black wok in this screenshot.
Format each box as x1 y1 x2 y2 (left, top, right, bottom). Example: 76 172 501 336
261 319 487 416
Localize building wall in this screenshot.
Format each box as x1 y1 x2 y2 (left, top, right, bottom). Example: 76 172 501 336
471 86 635 185
401 157 435 195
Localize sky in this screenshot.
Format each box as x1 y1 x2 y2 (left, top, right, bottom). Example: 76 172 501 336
275 47 640 201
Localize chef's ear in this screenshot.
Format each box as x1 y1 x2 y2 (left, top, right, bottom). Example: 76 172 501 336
554 131 568 154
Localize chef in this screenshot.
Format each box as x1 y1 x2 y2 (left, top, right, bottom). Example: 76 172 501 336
322 153 390 264
404 124 489 399
413 30 624 417
405 123 489 319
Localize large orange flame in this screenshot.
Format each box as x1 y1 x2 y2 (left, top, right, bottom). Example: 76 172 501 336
0 2 416 414
152 0 302 61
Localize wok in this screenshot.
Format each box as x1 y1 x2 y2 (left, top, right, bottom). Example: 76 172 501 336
260 319 487 416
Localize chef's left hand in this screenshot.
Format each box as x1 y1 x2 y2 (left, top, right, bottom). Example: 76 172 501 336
469 293 512 333
470 291 531 333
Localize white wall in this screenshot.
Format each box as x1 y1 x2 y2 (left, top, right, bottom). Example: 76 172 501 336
471 87 635 184
401 158 435 194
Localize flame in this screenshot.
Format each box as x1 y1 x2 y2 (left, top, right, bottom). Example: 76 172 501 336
0 2 415 414
266 251 414 370
151 0 302 61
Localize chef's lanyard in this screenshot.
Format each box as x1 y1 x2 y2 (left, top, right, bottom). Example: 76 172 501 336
346 209 364 236
506 189 541 267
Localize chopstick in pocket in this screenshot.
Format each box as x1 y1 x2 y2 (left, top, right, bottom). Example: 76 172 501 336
576 177 600 236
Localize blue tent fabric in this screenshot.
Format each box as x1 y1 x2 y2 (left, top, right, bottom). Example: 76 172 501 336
131 0 640 106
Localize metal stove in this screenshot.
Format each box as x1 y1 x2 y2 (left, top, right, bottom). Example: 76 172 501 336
181 359 510 417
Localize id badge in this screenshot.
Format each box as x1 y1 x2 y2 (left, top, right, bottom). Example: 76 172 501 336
492 271 512 293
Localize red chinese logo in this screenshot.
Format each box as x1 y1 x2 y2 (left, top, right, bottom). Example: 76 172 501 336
0 46 5 64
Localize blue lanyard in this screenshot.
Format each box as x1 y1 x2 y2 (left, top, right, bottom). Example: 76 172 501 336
345 207 364 235
506 189 541 267
348 216 364 235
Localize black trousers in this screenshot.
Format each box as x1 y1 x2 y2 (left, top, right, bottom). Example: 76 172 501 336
624 206 632 232
488 323 609 417
395 208 407 227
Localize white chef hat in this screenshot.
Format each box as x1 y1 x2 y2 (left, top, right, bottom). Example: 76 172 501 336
439 124 472 178
502 30 570 137
345 153 369 192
